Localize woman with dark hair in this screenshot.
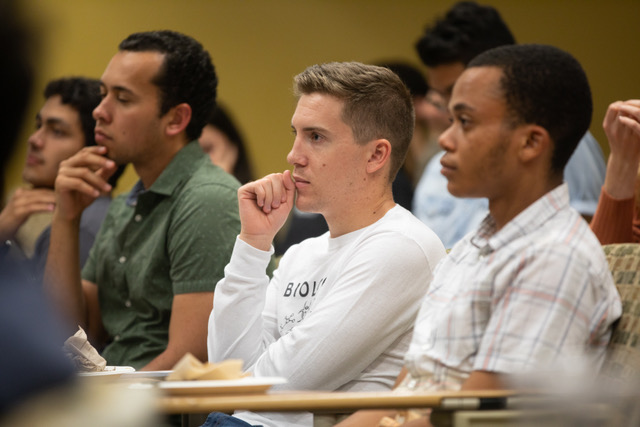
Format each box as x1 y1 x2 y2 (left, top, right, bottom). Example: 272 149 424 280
199 103 255 184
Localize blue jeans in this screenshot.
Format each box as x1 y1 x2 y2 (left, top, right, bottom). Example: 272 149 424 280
200 412 262 427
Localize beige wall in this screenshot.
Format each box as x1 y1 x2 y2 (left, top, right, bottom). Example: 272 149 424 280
6 0 640 196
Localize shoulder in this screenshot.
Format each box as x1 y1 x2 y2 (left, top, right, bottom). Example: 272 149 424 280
351 206 446 272
178 162 240 203
373 206 444 244
507 209 611 290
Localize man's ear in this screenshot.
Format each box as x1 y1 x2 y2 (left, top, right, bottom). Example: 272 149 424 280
366 138 392 174
519 124 550 164
165 103 192 137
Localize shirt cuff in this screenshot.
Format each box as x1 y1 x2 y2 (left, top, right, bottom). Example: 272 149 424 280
226 236 274 279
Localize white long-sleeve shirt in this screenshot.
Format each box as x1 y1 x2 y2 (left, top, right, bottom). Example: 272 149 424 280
208 205 446 426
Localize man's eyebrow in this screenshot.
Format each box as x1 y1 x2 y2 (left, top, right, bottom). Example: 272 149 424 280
100 82 135 96
43 117 69 127
291 125 330 134
303 126 329 133
34 112 67 127
452 103 474 113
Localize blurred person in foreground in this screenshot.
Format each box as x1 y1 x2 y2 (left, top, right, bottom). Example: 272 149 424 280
590 100 640 244
205 61 446 427
0 0 75 414
0 77 125 284
43 30 241 371
0 3 156 427
412 1 606 249
337 44 621 427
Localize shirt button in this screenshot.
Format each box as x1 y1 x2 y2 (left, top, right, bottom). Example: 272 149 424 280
125 300 132 308
119 256 127 264
114 335 121 341
134 214 142 222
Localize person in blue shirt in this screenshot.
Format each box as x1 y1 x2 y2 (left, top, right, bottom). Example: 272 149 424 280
411 1 605 249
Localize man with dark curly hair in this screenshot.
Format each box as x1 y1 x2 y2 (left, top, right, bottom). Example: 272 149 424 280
412 1 606 249
0 77 126 284
338 43 621 427
44 31 241 371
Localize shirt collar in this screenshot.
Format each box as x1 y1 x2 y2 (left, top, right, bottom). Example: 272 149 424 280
470 183 570 255
125 140 206 206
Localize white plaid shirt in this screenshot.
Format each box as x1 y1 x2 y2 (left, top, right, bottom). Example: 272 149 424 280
402 183 622 391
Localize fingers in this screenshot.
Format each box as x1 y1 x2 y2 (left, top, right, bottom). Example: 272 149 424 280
12 187 57 203
13 188 56 211
619 115 640 138
0 188 58 239
241 172 296 214
618 102 640 123
56 146 116 197
255 174 285 213
603 101 624 130
624 99 640 108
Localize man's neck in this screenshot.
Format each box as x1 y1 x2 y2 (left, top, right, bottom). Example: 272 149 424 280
489 177 562 231
134 139 188 189
325 193 396 238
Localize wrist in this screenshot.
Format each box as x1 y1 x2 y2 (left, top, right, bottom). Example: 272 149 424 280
604 154 640 199
51 209 82 229
238 232 273 252
0 229 14 242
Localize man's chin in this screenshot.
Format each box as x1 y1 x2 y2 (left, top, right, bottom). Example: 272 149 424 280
294 199 319 214
21 172 48 189
446 184 475 199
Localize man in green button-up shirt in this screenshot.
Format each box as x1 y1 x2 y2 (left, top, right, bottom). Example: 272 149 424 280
44 30 240 371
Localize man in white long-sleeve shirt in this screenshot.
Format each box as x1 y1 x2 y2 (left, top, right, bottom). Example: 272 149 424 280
205 62 446 427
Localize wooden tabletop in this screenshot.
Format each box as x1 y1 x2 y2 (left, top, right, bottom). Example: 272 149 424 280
158 389 518 414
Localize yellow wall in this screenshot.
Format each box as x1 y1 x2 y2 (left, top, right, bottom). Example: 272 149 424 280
6 0 640 196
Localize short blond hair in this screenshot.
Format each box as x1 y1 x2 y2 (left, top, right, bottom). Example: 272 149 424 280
294 62 414 182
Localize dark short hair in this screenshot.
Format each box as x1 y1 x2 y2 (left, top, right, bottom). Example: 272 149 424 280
468 44 592 175
415 1 515 67
44 77 126 187
119 30 217 142
207 104 255 184
44 77 101 148
378 62 429 98
294 62 414 183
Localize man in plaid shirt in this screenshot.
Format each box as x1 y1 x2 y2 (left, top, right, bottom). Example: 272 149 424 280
337 43 622 427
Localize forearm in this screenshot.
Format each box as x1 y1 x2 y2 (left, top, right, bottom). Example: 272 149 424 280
208 238 273 364
43 212 86 332
603 153 639 199
460 370 504 391
141 347 192 371
334 410 399 427
146 292 215 371
590 187 635 244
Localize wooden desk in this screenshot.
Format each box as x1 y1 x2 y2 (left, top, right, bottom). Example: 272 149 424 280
158 389 517 414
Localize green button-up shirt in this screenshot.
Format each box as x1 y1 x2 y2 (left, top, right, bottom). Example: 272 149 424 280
82 141 240 369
